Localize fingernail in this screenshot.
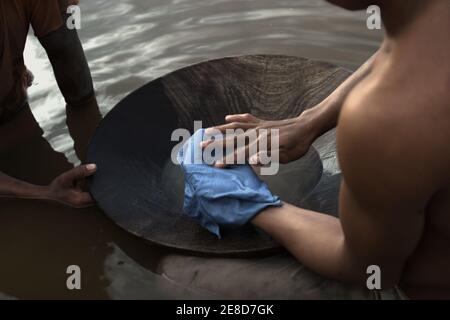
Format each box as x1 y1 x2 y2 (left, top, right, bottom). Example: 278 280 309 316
86 164 97 171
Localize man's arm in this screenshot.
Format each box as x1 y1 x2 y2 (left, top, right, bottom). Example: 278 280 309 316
39 18 101 160
0 172 48 200
299 46 381 139
0 165 97 208
204 45 383 166
252 95 437 288
37 13 95 108
30 1 101 160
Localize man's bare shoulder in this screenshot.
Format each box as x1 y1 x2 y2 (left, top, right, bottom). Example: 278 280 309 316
337 75 450 209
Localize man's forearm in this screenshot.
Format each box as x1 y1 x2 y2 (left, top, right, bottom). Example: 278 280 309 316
38 15 95 108
252 203 366 284
66 99 102 161
0 172 49 200
39 15 101 161
300 48 380 139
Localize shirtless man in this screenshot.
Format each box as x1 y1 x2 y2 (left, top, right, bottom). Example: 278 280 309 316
0 0 100 208
205 0 450 298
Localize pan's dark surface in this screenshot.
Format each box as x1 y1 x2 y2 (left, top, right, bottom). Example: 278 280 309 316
87 55 351 255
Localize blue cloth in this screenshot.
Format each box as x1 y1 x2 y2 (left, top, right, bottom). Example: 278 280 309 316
177 129 282 237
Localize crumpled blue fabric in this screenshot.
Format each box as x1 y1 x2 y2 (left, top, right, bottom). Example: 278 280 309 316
177 129 282 237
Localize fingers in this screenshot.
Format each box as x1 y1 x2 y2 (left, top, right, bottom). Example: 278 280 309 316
202 135 258 168
201 135 238 167
206 122 255 134
23 69 34 88
73 192 95 208
201 115 277 168
200 134 236 151
205 114 261 134
57 191 95 209
220 142 256 168
59 164 97 186
203 127 277 168
225 113 260 123
249 150 275 167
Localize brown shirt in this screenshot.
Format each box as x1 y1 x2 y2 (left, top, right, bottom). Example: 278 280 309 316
0 0 73 123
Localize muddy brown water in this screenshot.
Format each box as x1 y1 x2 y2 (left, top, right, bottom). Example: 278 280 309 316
0 0 382 299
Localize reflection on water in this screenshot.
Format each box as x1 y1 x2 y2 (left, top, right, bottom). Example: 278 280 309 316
0 0 383 299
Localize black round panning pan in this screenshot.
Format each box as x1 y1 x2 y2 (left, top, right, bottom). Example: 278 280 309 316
87 55 351 256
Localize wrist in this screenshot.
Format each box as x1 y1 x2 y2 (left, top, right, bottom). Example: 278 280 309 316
23 184 50 200
251 203 285 229
297 99 340 139
35 185 51 200
8 182 50 200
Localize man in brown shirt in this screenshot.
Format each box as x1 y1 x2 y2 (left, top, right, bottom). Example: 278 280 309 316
0 0 100 208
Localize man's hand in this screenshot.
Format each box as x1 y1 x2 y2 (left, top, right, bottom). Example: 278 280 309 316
200 49 380 169
45 164 97 208
201 112 319 168
23 68 34 89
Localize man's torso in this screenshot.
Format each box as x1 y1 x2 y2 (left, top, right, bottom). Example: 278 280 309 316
340 40 450 298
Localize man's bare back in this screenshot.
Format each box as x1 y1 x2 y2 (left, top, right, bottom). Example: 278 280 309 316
338 0 450 298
